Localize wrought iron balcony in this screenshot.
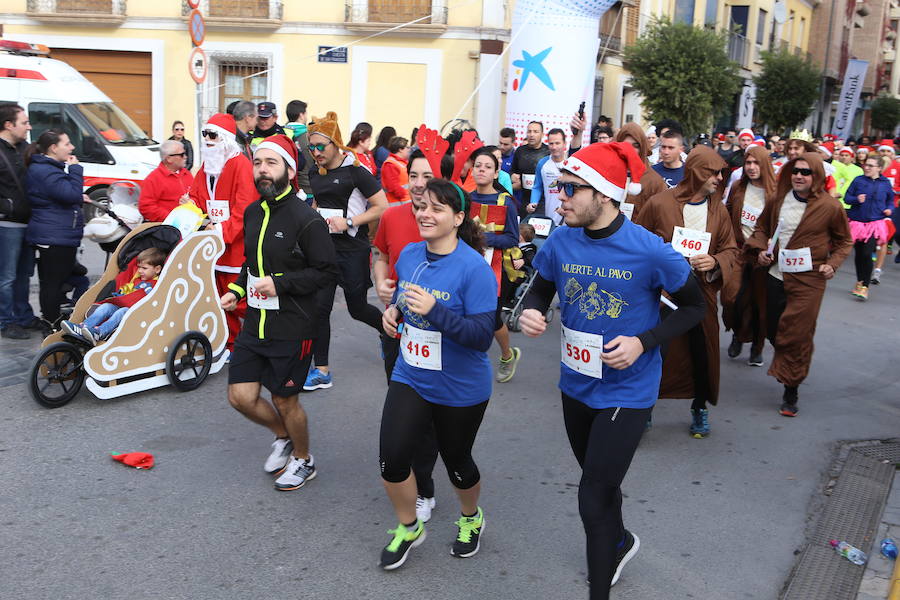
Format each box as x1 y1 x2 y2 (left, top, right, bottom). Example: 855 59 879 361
182 0 283 29
344 0 448 34
26 0 126 24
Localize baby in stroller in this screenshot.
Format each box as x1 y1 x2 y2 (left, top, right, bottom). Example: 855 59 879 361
61 247 166 345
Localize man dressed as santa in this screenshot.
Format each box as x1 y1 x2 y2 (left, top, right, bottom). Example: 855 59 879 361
190 113 257 350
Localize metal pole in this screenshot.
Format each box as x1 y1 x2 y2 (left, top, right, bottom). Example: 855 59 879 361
817 0 838 135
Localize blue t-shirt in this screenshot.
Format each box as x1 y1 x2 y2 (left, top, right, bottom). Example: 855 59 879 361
391 241 498 406
652 163 685 189
533 221 691 409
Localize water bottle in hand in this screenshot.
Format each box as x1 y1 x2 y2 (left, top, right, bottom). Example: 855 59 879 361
881 538 898 560
830 540 868 565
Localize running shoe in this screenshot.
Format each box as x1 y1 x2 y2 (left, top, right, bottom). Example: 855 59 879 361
303 368 333 391
611 530 641 586
872 268 882 285
727 336 743 359
748 349 764 367
496 347 521 383
380 520 426 570
779 401 798 417
415 495 436 523
856 285 869 301
61 320 80 338
851 282 862 296
451 507 484 558
689 408 710 438
274 455 317 491
264 437 293 474
79 325 98 346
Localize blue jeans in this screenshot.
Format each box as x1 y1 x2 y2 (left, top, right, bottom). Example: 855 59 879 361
83 303 127 337
0 226 36 328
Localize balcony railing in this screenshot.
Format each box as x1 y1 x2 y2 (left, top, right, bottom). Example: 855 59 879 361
26 0 126 24
728 32 750 68
599 34 623 54
182 0 283 29
345 0 448 33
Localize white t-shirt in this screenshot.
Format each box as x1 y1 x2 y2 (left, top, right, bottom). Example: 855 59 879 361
540 157 565 224
769 191 808 281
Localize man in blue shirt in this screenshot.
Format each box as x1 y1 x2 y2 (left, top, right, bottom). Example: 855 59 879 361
519 141 705 598
652 129 685 188
498 127 516 174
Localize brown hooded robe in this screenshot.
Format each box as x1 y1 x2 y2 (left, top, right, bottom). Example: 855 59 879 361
744 152 852 387
615 122 666 221
636 146 739 404
722 146 777 349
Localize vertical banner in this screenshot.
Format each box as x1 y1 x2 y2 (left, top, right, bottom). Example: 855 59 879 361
505 0 615 143
832 59 868 140
736 81 755 130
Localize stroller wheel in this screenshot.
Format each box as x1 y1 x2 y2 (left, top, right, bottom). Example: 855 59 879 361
29 342 86 408
167 331 213 392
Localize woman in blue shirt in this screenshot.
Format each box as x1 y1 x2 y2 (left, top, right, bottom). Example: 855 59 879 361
844 155 894 298
378 178 497 570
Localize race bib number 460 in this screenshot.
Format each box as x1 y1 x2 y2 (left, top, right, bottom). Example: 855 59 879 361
779 247 812 273
207 200 230 223
671 226 711 258
401 324 442 371
247 274 279 310
561 324 603 379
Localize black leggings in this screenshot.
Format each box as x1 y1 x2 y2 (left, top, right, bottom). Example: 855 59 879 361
381 335 439 498
562 394 651 600
853 236 877 286
36 245 78 325
313 248 383 366
380 382 487 490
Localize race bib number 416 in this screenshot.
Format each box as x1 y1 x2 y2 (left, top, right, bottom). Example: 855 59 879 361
671 226 711 258
561 324 603 379
400 324 442 371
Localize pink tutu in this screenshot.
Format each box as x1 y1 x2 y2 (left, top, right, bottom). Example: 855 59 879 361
849 219 890 243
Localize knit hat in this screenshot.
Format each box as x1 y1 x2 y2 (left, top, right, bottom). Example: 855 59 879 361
203 113 237 141
819 141 834 158
878 139 895 152
738 128 754 141
255 134 298 171
308 111 357 174
562 141 645 202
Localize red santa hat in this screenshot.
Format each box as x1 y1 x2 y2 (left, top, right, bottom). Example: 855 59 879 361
255 134 298 171
737 128 754 140
822 133 836 142
203 113 237 142
837 147 855 157
746 139 766 151
878 139 895 152
715 133 726 142
562 142 645 202
819 141 834 157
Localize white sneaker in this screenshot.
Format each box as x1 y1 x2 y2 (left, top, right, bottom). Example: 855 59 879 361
274 454 317 491
415 495 436 523
264 438 293 473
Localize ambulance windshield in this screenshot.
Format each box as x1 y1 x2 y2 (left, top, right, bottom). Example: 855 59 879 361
75 102 155 146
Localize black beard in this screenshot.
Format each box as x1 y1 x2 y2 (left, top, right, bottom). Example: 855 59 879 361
255 171 289 199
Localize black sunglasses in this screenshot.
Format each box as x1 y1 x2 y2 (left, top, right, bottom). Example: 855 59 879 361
561 182 595 196
201 130 218 140
169 152 187 157
792 167 813 176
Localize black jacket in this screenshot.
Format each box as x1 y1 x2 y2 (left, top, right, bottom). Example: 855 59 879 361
230 186 338 341
0 137 29 223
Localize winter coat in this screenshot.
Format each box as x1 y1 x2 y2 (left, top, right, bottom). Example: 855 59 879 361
25 154 84 247
844 174 893 223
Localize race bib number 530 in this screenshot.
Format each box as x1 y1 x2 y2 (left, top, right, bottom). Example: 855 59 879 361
561 324 603 379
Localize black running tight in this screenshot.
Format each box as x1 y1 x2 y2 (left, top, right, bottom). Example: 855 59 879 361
562 394 651 600
853 236 876 286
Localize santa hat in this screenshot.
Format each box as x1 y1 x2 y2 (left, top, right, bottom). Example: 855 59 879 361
857 145 872 154
837 147 855 157
819 141 834 157
746 139 766 151
203 113 236 141
255 134 298 171
562 142 645 201
308 111 358 174
878 139 895 152
715 133 726 142
737 128 754 140
823 133 836 142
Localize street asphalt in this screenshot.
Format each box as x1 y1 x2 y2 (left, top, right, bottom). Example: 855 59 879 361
1 243 898 600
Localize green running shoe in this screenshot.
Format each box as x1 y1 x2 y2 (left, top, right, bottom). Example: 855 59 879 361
380 521 426 570
451 507 485 558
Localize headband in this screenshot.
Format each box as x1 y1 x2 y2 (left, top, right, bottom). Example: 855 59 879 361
450 182 467 213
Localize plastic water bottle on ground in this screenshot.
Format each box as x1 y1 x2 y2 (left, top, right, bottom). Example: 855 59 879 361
830 540 867 565
881 538 898 560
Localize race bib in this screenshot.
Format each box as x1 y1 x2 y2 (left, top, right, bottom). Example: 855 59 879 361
671 226 711 258
740 203 762 229
247 273 279 310
400 324 442 371
620 202 635 221
779 247 812 273
530 217 553 237
317 207 344 233
207 200 230 223
522 174 535 190
561 324 603 379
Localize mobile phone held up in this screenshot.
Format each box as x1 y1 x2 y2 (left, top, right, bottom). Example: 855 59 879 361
572 101 585 135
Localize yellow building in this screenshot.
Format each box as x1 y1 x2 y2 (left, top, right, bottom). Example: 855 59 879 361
1 0 513 143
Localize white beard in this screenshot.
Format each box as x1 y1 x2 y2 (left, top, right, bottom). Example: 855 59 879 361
202 137 239 177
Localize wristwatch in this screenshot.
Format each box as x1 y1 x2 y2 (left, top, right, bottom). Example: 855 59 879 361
346 217 354 228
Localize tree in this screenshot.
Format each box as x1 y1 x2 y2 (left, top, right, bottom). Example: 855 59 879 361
870 95 900 135
623 18 741 136
753 49 820 134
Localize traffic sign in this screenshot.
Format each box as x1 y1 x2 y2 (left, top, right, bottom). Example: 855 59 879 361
189 9 205 47
189 46 208 84
187 0 200 8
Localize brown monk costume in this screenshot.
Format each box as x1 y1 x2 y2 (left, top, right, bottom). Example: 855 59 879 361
723 146 777 361
614 122 666 221
743 152 852 412
636 146 739 431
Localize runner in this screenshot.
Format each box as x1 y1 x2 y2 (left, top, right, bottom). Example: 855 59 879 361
635 146 739 438
518 142 705 598
843 154 893 300
469 147 522 383
372 148 440 523
744 152 852 416
378 178 496 570
220 134 338 490
723 146 776 366
305 111 388 391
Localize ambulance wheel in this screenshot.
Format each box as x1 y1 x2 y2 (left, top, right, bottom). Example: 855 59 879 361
29 342 85 408
167 331 212 392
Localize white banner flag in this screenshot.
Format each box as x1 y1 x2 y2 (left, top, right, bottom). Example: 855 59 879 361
832 59 868 140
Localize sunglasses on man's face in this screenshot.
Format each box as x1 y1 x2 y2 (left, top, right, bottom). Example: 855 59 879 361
560 181 594 197
308 142 331 153
792 167 813 176
169 152 187 157
201 130 218 140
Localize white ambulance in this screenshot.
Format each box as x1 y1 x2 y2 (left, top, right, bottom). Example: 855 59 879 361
0 39 159 214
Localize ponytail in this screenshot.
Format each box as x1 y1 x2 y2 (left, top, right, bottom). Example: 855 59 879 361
24 129 65 167
424 179 485 255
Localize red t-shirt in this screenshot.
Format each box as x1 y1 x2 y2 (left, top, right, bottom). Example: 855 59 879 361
883 159 900 194
373 203 421 280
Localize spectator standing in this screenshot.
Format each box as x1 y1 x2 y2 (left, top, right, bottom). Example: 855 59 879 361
249 102 285 153
511 121 550 217
373 126 397 176
168 120 194 171
138 140 194 222
283 99 315 201
232 101 258 160
348 122 377 175
381 136 411 206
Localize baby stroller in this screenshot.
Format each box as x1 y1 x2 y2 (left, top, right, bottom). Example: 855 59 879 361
504 214 558 332
29 224 229 408
83 181 144 267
